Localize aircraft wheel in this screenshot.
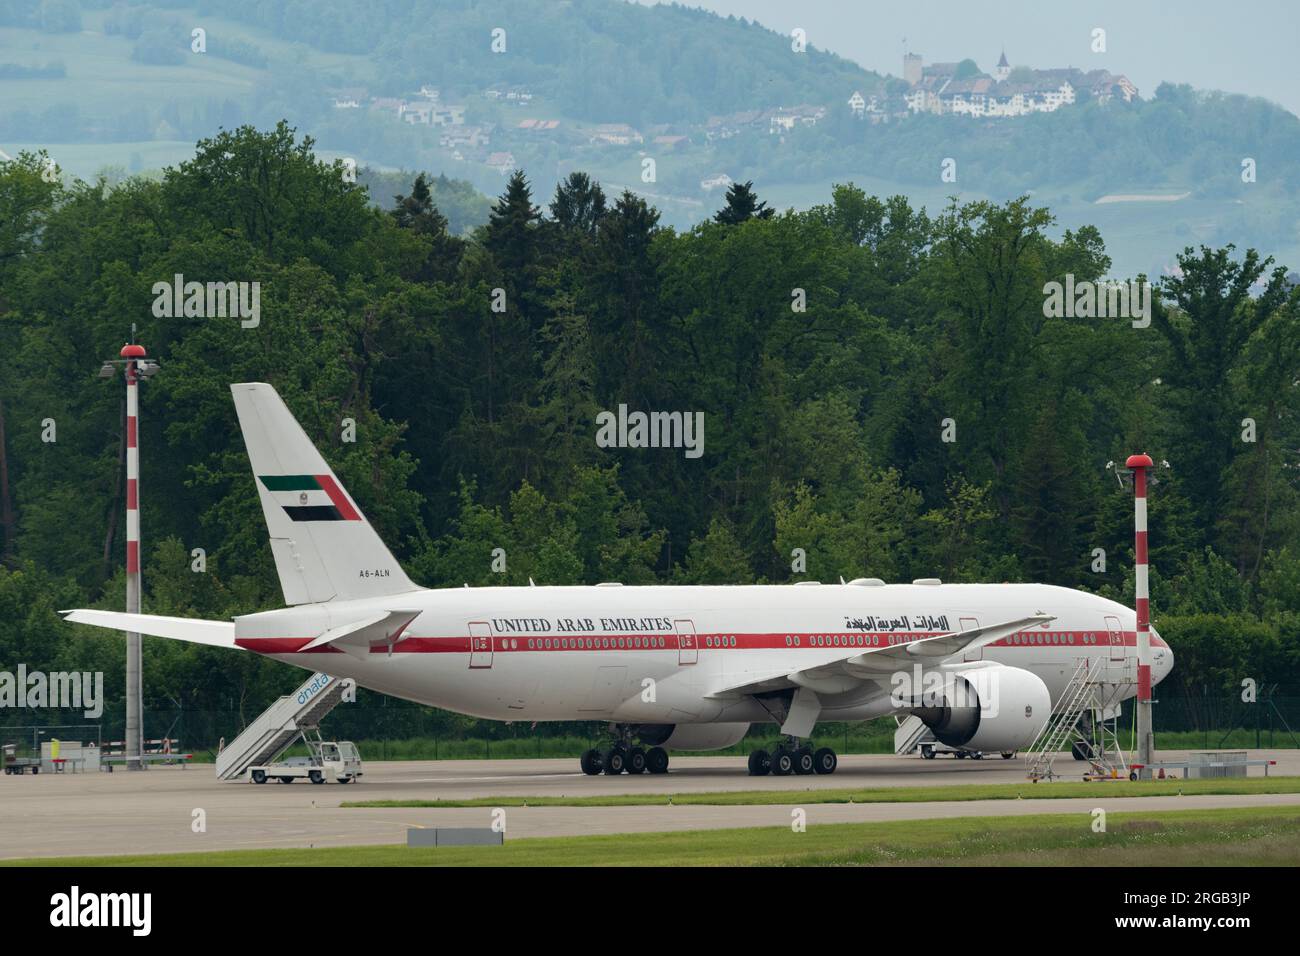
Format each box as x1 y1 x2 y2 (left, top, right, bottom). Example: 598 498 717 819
813 747 838 775
971 752 984 760
646 747 669 774
770 747 794 776
626 747 647 774
602 747 626 775
1072 741 1094 761
793 747 815 775
1001 752 1015 760
747 750 771 776
580 748 603 775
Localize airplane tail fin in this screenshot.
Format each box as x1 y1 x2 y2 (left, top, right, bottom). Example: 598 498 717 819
230 383 421 605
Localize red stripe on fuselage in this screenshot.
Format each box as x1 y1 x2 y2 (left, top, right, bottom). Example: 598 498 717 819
234 629 1165 655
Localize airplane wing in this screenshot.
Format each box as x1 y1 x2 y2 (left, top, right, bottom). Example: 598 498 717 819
706 612 1054 700
60 610 237 648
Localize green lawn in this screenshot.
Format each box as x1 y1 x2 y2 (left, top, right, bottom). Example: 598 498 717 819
8 806 1299 867
342 774 1300 809
1 23 257 116
0 9 372 116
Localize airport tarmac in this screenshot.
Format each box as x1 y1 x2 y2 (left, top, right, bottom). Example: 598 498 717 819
2 750 1297 860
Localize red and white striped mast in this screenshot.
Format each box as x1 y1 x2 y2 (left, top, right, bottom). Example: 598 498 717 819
100 336 157 769
121 342 146 770
1127 453 1155 775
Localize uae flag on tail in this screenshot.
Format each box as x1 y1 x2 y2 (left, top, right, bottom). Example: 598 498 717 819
259 474 361 521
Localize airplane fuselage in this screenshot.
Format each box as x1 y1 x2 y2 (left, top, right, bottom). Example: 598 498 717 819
233 581 1173 727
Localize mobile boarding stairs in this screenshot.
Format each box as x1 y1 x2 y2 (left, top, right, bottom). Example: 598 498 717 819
1023 657 1134 781
215 672 355 781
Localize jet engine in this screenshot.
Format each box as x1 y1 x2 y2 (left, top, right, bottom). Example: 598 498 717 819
636 723 750 751
909 664 1049 752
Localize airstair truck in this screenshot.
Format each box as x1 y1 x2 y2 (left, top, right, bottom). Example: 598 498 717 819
216 672 362 784
248 738 362 785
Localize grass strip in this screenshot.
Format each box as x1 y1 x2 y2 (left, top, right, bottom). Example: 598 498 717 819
340 774 1300 809
8 805 1299 867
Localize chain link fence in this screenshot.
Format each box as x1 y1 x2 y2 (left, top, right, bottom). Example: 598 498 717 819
6 692 1297 764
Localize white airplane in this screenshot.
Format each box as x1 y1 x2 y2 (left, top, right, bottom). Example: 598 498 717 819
64 383 1173 776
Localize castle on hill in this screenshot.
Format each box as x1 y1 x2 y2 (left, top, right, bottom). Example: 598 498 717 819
899 49 1138 117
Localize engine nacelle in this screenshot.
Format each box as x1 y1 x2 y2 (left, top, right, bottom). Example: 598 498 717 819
910 664 1049 753
636 723 750 752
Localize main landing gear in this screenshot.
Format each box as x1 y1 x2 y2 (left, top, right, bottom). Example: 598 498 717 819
579 744 669 776
747 738 837 776
580 726 670 776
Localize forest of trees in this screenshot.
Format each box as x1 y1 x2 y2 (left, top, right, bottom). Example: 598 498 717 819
1 124 1298 732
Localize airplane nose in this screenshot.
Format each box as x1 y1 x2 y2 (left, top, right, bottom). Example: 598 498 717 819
1150 629 1172 684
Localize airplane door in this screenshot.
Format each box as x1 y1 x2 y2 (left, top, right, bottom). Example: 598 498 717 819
675 619 697 665
1105 615 1124 662
468 621 494 669
960 616 982 662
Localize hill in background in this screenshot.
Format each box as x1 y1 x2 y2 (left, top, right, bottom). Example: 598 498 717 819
1 0 1298 275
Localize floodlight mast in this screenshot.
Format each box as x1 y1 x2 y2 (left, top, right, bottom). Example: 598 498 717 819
99 339 156 770
1126 452 1155 777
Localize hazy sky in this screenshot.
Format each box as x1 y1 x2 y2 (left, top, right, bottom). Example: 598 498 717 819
640 0 1300 117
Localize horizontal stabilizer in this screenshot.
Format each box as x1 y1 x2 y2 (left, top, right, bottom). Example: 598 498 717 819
60 609 237 649
301 610 422 660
